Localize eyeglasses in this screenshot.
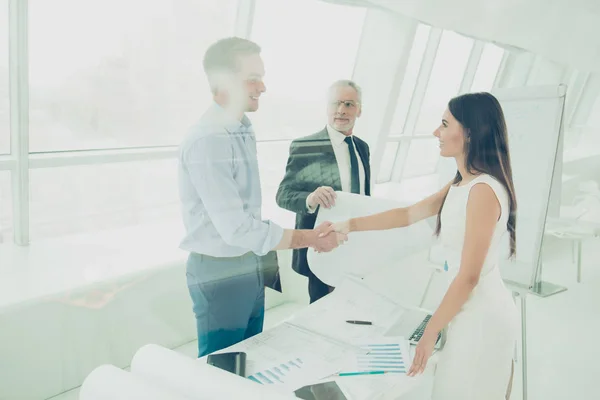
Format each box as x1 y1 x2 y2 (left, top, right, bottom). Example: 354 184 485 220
329 100 359 109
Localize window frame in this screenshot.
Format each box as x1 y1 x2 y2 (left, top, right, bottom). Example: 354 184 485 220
3 0 259 245
386 29 505 183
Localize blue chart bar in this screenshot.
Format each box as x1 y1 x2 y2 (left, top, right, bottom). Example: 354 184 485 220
359 360 404 365
248 358 304 385
266 370 283 383
360 356 404 359
256 372 273 384
356 343 406 373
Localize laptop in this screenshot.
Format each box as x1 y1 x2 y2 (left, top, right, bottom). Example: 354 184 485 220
383 308 446 349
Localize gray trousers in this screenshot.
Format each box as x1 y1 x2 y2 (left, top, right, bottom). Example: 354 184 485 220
186 252 265 357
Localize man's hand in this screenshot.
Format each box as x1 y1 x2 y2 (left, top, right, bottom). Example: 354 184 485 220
307 186 337 209
318 219 350 237
313 221 347 252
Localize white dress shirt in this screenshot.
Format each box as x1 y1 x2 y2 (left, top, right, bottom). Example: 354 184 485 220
306 125 368 213
178 102 284 256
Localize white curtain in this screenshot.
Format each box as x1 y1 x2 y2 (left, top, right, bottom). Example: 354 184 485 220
323 0 600 73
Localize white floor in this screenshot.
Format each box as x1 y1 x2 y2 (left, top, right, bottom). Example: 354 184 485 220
48 237 600 400
509 236 600 400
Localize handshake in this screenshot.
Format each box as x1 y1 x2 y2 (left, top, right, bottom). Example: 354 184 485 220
307 186 350 253
310 220 351 253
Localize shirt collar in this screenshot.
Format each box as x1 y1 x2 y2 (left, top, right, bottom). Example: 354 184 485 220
211 102 253 133
326 124 352 146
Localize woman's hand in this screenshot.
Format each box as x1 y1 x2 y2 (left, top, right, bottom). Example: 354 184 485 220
407 330 438 377
313 221 347 252
317 219 350 238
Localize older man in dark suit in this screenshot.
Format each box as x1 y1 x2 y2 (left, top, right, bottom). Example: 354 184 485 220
276 80 371 303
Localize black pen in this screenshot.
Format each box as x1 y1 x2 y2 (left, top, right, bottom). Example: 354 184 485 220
346 320 372 325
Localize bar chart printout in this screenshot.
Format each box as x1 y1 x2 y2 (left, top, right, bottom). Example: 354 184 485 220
247 357 305 385
343 340 409 374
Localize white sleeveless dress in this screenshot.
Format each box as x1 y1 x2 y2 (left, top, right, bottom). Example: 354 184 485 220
431 174 519 400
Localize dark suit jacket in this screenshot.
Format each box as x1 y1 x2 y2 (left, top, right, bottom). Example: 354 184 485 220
276 127 371 277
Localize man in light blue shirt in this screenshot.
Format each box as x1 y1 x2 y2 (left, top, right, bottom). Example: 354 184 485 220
178 37 346 357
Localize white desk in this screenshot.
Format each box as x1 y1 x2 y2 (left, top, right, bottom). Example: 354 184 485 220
209 270 438 400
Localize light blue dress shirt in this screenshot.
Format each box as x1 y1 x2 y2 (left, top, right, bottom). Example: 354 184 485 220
178 103 284 257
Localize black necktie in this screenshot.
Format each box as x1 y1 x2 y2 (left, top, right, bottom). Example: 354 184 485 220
344 136 360 194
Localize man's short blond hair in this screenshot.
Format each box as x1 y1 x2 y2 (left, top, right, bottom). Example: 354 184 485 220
203 37 261 94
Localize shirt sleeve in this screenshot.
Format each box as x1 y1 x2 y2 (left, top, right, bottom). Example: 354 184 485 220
183 133 284 255
305 195 318 214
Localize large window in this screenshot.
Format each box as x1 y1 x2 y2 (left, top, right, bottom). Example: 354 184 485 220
575 92 600 156
257 141 295 226
28 0 237 152
376 141 400 182
29 159 180 239
250 0 366 140
471 43 504 92
385 32 504 182
414 31 473 135
0 0 8 154
0 172 11 243
401 138 440 178
27 141 297 240
585 94 600 131
389 24 431 136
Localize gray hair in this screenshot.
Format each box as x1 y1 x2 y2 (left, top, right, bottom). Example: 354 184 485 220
329 79 362 103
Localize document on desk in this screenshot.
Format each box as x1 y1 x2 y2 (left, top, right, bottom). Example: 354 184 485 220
221 322 355 391
246 355 337 393
333 337 416 400
286 277 403 345
339 338 412 375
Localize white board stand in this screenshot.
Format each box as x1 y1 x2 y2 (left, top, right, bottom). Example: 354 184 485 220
531 266 568 297
504 259 568 299
503 84 568 299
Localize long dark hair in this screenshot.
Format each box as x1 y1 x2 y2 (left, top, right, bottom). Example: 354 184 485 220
434 92 517 258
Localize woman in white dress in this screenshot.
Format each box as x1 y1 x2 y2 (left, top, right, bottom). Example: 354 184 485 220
321 92 519 399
